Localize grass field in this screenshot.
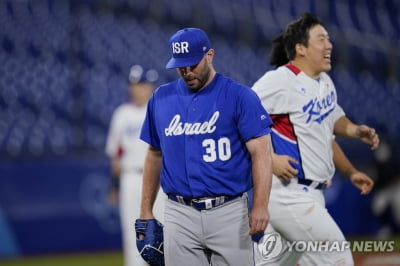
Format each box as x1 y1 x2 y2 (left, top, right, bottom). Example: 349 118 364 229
0 239 399 266
0 251 123 266
2 252 400 266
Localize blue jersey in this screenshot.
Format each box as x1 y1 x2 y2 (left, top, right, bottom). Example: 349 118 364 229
140 73 272 198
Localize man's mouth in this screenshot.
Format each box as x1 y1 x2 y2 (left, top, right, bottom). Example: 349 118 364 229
186 78 197 86
323 54 331 62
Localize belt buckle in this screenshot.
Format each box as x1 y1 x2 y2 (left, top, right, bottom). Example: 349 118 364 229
192 197 215 210
309 181 319 189
204 199 213 209
310 180 328 190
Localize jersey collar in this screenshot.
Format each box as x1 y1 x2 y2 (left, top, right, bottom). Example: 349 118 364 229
285 62 301 75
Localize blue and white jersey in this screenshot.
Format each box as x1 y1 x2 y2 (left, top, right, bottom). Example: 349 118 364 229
252 63 345 183
140 73 272 198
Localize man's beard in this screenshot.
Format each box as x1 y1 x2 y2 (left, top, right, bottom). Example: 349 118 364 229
186 67 210 92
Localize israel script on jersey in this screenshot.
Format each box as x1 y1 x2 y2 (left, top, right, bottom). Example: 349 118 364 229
165 111 219 136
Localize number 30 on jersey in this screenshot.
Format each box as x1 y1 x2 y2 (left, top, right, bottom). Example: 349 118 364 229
202 137 231 162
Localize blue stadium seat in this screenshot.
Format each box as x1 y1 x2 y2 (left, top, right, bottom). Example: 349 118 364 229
0 0 398 158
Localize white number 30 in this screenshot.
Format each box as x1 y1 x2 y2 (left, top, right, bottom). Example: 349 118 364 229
202 137 231 162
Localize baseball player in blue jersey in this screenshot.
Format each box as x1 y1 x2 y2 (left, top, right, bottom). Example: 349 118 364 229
139 28 273 266
251 13 379 266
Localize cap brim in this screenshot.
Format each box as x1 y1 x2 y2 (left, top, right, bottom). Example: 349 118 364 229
165 54 204 69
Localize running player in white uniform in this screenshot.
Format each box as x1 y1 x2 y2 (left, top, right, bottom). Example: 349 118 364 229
105 65 166 266
139 28 273 266
251 13 379 265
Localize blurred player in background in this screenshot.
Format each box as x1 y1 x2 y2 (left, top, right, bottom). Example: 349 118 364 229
105 65 166 266
252 13 379 265
372 139 400 237
139 27 273 265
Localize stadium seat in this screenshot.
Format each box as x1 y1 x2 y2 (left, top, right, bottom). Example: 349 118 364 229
0 0 398 158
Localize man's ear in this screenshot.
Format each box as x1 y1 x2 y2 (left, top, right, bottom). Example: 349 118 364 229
295 43 306 57
206 49 214 64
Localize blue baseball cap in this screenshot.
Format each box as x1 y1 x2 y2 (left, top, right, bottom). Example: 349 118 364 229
166 28 211 69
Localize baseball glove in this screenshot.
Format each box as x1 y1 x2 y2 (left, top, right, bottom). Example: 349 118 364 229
135 218 165 266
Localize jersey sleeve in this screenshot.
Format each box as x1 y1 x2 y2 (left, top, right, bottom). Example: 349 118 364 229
140 94 161 149
323 73 346 122
105 108 121 157
236 86 273 141
252 70 292 115
332 103 345 122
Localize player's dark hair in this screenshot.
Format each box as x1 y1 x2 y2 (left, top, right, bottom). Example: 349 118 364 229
269 34 289 67
281 13 324 61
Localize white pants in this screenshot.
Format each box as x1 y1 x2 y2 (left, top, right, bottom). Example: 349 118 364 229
120 171 166 266
254 177 354 266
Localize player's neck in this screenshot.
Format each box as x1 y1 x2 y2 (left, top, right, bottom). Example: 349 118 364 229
131 100 146 107
290 60 320 79
203 70 216 88
194 69 216 93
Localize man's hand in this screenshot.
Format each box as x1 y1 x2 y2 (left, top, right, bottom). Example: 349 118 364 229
249 206 269 235
108 188 119 206
356 125 379 150
350 171 374 195
272 154 299 181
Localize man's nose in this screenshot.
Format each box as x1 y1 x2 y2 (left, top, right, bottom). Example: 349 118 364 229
179 66 191 76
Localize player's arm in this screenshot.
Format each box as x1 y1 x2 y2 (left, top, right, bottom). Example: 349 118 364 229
332 140 374 195
105 110 122 204
108 155 122 205
333 116 379 150
140 145 162 219
246 134 273 235
111 156 122 177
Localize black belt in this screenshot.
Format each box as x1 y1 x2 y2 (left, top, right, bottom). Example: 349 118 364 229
168 194 242 211
297 178 328 190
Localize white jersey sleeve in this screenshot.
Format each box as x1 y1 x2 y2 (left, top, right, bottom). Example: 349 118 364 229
105 103 148 172
253 68 297 114
105 107 122 158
